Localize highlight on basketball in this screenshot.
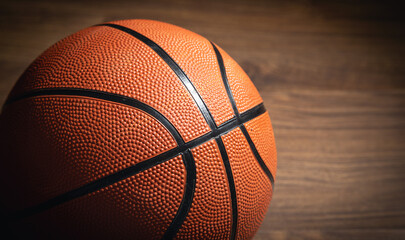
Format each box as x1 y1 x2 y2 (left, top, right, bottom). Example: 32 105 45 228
0 19 277 239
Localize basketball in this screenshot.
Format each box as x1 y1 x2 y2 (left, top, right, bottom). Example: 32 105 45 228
0 19 277 239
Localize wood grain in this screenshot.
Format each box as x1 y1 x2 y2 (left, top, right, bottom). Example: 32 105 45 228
1 0 404 239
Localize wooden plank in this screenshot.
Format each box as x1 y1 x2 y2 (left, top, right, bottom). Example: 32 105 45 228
258 90 405 232
255 230 405 240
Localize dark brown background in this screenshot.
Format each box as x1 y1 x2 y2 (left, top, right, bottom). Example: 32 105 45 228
1 0 404 239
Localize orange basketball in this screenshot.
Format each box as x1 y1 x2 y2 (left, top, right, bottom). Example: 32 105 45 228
0 19 277 239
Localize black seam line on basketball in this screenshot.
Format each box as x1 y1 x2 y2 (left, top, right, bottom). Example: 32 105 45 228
4 88 184 145
162 150 196 240
211 42 275 188
239 125 275 187
6 103 266 221
215 137 238 240
211 42 240 119
209 44 239 239
97 23 217 131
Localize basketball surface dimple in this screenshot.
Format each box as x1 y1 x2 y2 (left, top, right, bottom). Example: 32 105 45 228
0 19 277 240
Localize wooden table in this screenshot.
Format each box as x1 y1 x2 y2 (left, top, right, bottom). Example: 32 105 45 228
1 1 404 239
